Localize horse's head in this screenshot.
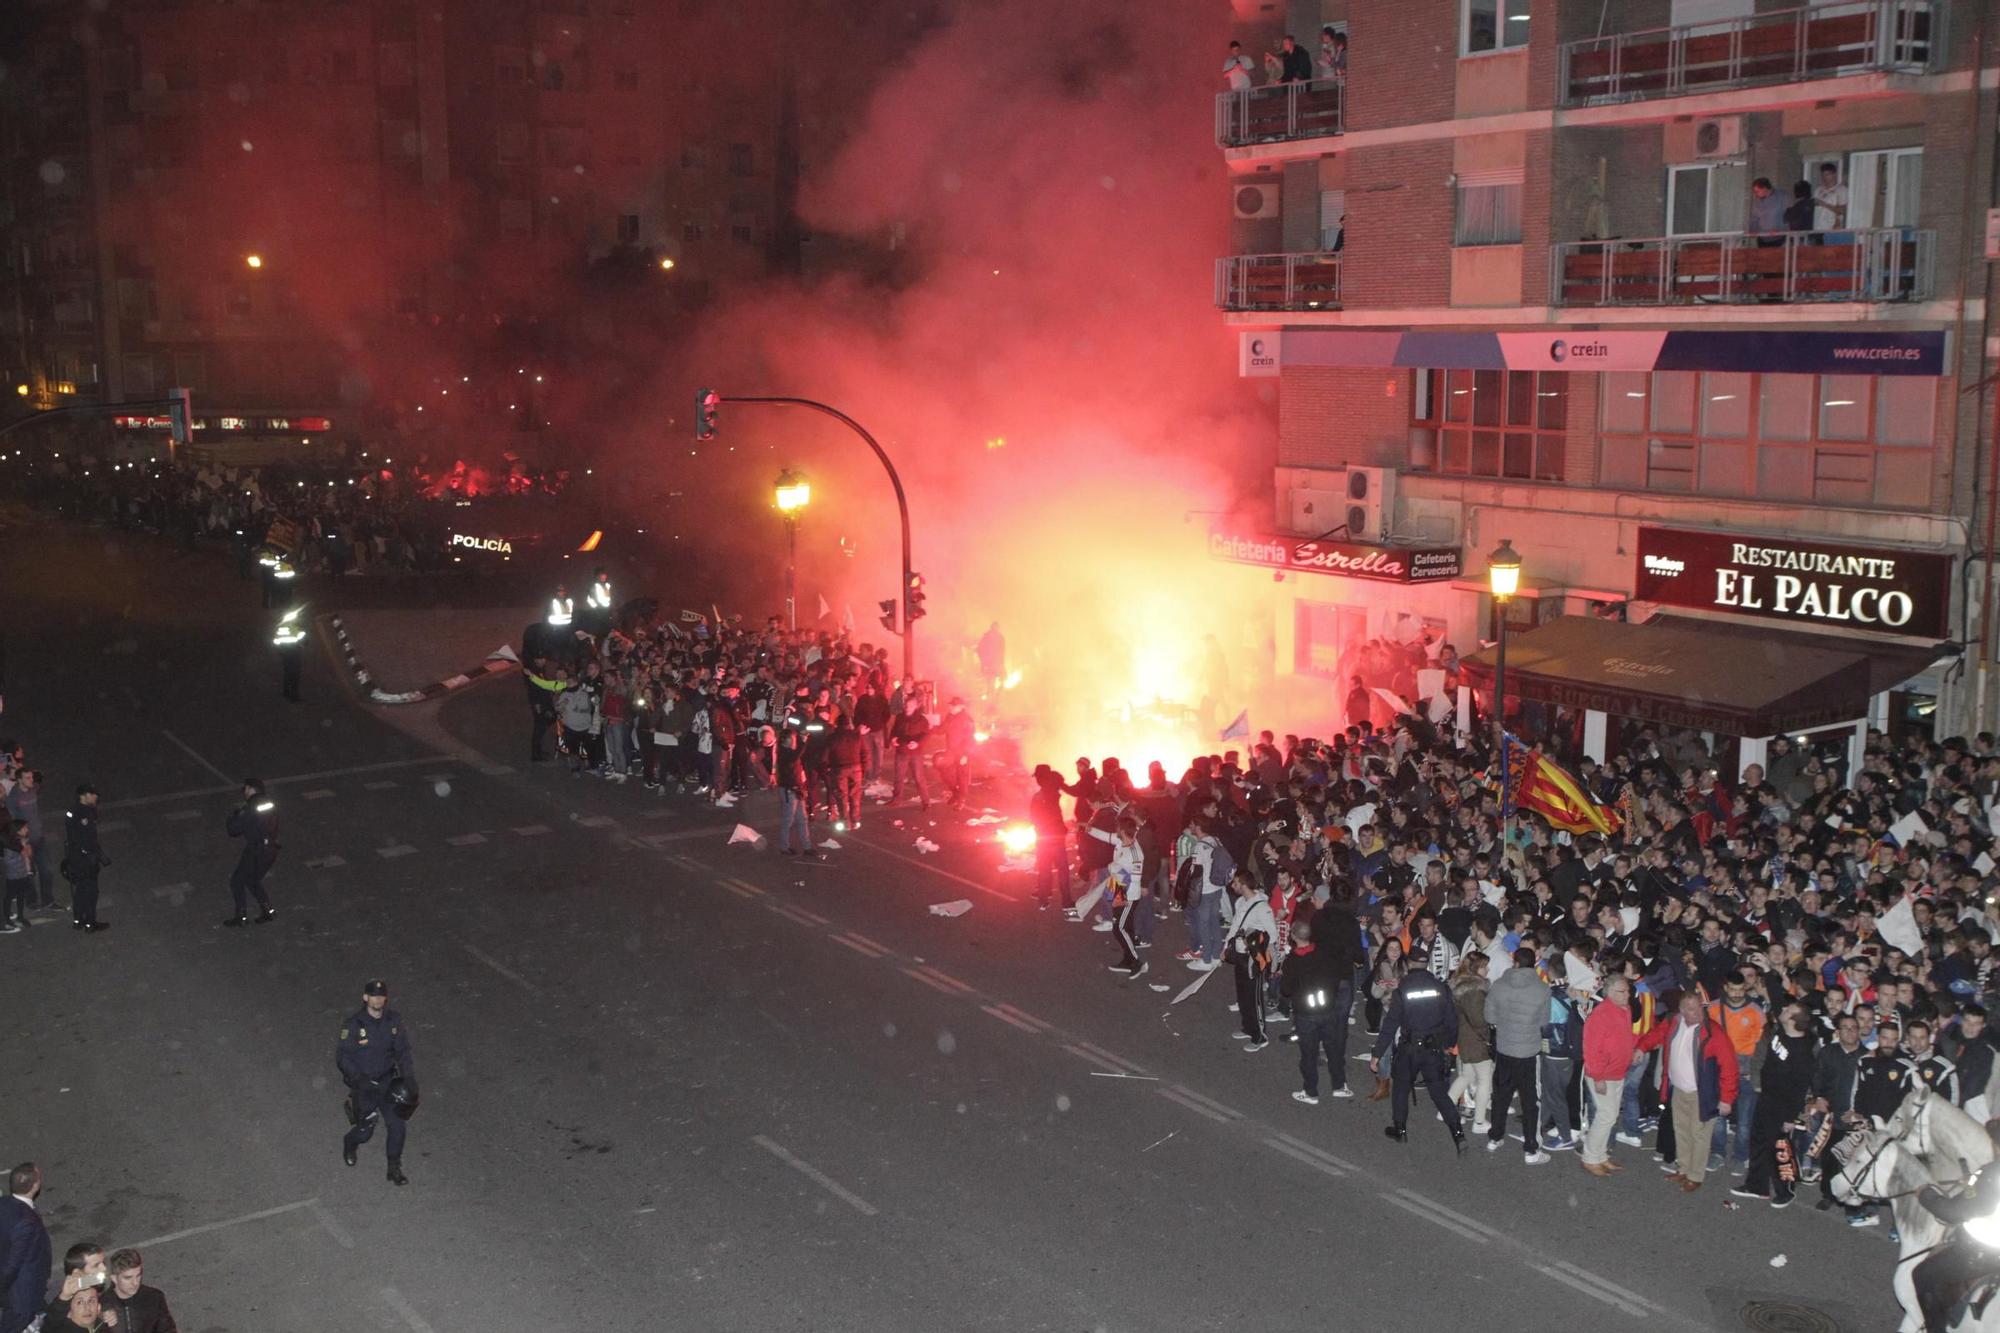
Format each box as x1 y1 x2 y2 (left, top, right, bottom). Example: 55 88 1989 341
1830 1124 1894 1204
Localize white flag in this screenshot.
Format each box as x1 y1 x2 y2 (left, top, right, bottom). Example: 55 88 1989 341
817 593 833 620
1218 710 1249 741
1878 896 1924 958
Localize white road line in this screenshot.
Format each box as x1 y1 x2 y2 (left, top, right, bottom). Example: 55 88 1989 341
767 902 830 926
1391 1188 1500 1239
1158 1089 1235 1124
1272 1132 1357 1173
162 810 200 822
160 729 233 783
1549 1260 1659 1311
576 814 617 828
464 944 543 996
909 965 977 995
149 882 193 900
719 877 765 898
1264 1137 1347 1179
981 1004 1041 1034
987 1002 1050 1032
1380 1192 1491 1244
380 1286 438 1333
310 1202 355 1249
301 789 336 800
422 773 457 784
446 833 488 847
1074 1041 1148 1076
1532 1263 1652 1317
362 780 399 791
122 1197 319 1250
901 966 965 996
636 828 721 848
1061 1044 1135 1076
665 854 708 871
750 1135 879 1217
304 855 347 869
376 844 419 859
842 836 1018 901
512 824 552 836
1162 1084 1243 1120
830 933 891 959
104 756 469 811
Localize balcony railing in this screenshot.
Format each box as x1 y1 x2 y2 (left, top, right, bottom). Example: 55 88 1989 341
1214 78 1344 148
1560 0 1938 106
1551 228 1934 307
1215 252 1343 311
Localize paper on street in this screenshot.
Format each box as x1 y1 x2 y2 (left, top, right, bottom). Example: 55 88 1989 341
1172 966 1219 1005
928 899 973 918
914 837 942 854
727 824 763 846
818 838 843 851
965 814 1005 825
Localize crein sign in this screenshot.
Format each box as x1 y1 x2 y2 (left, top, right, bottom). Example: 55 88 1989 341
1239 331 1281 378
1633 525 1951 639
450 533 513 555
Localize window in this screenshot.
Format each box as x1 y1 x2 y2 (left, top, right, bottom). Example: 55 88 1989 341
1598 371 1934 507
1847 148 1922 230
1454 176 1522 247
728 143 754 177
1462 0 1529 55
1666 162 1745 236
1410 369 1567 481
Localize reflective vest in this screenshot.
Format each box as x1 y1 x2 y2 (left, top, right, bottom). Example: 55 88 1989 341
587 580 612 610
547 596 574 626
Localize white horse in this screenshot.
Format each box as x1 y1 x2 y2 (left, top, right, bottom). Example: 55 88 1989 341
1834 1085 2000 1333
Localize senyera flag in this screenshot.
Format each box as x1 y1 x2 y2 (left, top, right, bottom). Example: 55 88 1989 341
1504 734 1621 837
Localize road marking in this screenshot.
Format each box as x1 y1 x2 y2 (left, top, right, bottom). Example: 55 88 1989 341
304 855 346 869
981 1004 1041 1034
718 877 764 899
123 1197 319 1250
750 1135 879 1217
1532 1263 1653 1317
163 809 200 822
1390 1188 1500 1239
905 964 976 995
310 1202 355 1249
985 1002 1050 1032
830 932 892 959
380 1287 438 1333
1263 1137 1347 1179
1161 1084 1243 1122
665 853 708 872
422 773 457 784
104 756 469 811
160 728 233 783
446 833 488 846
1544 1260 1659 1314
1158 1088 1236 1124
512 824 552 836
362 780 399 791
767 901 830 927
301 789 336 801
576 814 616 828
1062 1044 1137 1076
635 828 721 848
842 836 1017 901
149 882 193 900
1272 1132 1357 1173
902 967 967 996
1380 1191 1492 1244
464 944 543 996
376 844 419 859
1073 1040 1148 1076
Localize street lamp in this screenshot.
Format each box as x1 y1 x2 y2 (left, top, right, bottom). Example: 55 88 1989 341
244 253 264 269
774 468 810 630
1487 537 1522 839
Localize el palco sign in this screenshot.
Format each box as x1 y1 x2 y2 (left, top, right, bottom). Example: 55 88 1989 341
1633 526 1951 639
1209 530 1462 585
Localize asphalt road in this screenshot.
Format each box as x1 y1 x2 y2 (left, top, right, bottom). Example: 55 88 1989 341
0 515 1897 1332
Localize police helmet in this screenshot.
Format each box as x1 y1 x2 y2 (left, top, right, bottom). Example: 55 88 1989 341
385 1075 420 1120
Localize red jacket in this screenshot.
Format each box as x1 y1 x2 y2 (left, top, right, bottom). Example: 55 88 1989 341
1582 999 1637 1081
1637 1013 1741 1119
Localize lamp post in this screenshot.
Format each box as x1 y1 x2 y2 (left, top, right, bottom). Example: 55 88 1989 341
774 468 810 631
1487 538 1522 844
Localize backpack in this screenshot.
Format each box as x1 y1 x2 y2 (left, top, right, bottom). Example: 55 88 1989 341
1207 845 1236 891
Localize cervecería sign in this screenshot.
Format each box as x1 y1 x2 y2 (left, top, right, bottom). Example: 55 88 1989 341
1633 526 1951 639
1209 530 1462 585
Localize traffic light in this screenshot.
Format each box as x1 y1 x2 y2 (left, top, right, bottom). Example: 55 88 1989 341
904 571 926 623
878 598 899 634
695 388 720 441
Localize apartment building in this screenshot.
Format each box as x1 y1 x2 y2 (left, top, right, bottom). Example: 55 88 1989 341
1214 0 1998 754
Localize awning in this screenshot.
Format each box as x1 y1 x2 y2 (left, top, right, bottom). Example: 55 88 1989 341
1460 614 1950 737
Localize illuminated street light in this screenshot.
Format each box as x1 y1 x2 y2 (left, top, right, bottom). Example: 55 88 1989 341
775 468 809 631
773 470 811 514
658 257 676 271
14 385 26 397
244 254 263 269
1486 537 1523 837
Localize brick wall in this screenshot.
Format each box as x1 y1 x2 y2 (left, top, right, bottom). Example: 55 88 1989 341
1341 140 1454 306
1345 0 1454 133
1277 365 1414 468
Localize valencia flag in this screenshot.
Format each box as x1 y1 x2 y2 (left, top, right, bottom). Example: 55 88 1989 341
1504 734 1621 837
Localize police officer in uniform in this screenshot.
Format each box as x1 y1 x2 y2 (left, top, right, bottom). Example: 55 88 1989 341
1372 965 1466 1153
337 979 416 1185
273 606 307 703
62 783 110 933
222 780 279 927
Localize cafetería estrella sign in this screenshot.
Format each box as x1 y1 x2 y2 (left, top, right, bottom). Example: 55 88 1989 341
1209 530 1462 585
1633 525 1950 639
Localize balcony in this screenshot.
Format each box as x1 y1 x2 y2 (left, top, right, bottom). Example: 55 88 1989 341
1560 0 1939 107
1551 228 1934 307
1215 252 1342 312
1214 78 1343 148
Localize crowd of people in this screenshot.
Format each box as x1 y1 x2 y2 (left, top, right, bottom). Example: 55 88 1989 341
1024 692 2000 1259
520 598 981 854
2 1165 180 1332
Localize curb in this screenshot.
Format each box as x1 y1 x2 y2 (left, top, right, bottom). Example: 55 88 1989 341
326 614 520 706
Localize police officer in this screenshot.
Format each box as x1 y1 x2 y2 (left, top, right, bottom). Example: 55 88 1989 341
273 606 307 703
222 780 279 927
62 783 110 933
1372 965 1466 1153
584 565 614 637
337 979 416 1186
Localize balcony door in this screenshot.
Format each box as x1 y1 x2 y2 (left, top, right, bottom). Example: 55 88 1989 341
1666 161 1746 235
1846 148 1922 230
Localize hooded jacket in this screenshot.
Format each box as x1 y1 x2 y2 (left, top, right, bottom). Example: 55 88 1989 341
1485 966 1552 1060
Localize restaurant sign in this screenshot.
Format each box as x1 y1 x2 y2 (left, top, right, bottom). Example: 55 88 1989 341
1209 530 1462 584
1633 526 1951 639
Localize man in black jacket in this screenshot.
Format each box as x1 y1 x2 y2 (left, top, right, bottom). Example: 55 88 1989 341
1735 1002 1816 1206
888 698 932 809
222 779 278 928
104 1249 177 1333
62 785 109 934
1283 920 1351 1104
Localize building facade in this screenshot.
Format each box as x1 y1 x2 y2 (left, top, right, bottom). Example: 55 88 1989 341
1216 0 2000 747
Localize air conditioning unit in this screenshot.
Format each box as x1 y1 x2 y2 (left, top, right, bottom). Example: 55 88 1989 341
1693 116 1743 160
1344 466 1397 541
1233 182 1279 219
1288 485 1344 536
